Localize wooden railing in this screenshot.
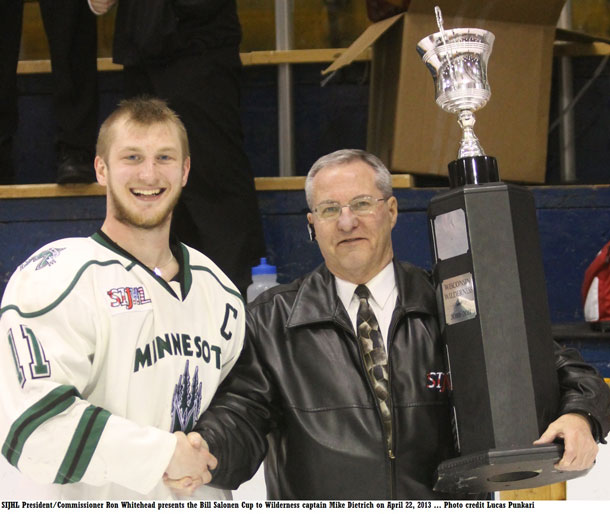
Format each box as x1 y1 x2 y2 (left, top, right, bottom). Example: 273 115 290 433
15 48 372 75
0 175 414 199
15 39 610 75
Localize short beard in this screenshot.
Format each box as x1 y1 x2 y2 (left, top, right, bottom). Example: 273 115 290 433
108 188 181 230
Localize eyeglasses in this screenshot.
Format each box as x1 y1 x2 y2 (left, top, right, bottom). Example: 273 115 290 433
312 195 387 221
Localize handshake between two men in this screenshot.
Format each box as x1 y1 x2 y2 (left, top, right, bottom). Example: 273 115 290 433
165 432 215 495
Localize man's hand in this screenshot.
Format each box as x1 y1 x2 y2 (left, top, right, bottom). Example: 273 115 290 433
88 0 118 15
164 432 217 490
534 413 598 471
164 432 215 495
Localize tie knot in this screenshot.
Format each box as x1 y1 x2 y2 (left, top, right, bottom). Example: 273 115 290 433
355 284 370 300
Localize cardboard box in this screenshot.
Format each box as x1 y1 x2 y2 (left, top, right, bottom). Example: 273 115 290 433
324 0 567 183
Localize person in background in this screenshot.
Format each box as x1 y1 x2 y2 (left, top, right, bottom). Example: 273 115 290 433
0 97 242 499
170 149 610 499
88 0 265 296
0 0 98 184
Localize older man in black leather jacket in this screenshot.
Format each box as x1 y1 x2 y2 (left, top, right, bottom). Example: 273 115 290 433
174 149 610 499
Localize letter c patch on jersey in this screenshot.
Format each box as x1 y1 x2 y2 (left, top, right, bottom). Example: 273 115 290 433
220 303 238 340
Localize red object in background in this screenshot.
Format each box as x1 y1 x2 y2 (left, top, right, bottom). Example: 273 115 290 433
582 240 610 325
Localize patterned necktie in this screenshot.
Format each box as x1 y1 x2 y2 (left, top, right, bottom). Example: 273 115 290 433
355 284 393 454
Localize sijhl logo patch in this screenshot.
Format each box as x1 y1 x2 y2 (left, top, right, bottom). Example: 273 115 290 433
107 286 151 310
426 371 451 393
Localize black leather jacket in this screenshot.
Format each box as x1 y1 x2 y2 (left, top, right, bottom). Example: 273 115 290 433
196 260 610 499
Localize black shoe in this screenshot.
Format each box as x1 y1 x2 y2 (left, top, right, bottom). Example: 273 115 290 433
56 145 95 184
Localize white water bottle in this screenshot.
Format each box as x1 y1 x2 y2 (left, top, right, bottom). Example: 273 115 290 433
247 258 279 302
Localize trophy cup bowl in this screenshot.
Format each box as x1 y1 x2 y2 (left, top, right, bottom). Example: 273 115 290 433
417 28 494 160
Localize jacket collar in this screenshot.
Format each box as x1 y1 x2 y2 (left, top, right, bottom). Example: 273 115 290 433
286 258 437 330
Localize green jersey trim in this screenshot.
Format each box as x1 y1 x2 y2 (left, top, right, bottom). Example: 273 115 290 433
92 230 242 303
2 385 80 467
0 260 123 321
179 244 192 298
91 231 190 300
191 266 244 306
54 405 111 484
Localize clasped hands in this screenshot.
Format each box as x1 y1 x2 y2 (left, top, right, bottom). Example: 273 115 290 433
164 432 215 495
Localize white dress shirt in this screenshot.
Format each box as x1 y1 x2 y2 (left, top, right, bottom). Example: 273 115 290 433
335 261 398 350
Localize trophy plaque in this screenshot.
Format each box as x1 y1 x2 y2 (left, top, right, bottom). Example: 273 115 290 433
417 7 590 494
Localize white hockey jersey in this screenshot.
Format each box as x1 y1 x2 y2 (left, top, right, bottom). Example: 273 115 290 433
0 231 245 499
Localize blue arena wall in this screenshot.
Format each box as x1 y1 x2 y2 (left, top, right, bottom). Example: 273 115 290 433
4 56 610 375
1 186 609 375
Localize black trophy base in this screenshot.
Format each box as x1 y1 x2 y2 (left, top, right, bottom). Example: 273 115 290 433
433 444 589 493
448 155 499 188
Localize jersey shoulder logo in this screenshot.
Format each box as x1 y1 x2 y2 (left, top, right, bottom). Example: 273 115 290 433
107 286 152 310
171 360 202 433
20 247 66 271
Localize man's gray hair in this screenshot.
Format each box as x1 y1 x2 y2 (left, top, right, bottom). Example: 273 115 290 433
304 149 393 210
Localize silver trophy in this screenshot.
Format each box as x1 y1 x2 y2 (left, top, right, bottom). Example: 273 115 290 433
417 7 494 160
421 8 589 496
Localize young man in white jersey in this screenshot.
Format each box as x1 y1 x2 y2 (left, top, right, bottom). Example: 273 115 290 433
0 98 243 499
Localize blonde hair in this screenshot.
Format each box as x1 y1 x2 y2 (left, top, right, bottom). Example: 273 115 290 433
96 97 190 162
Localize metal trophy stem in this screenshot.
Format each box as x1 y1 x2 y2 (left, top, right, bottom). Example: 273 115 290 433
457 110 483 159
